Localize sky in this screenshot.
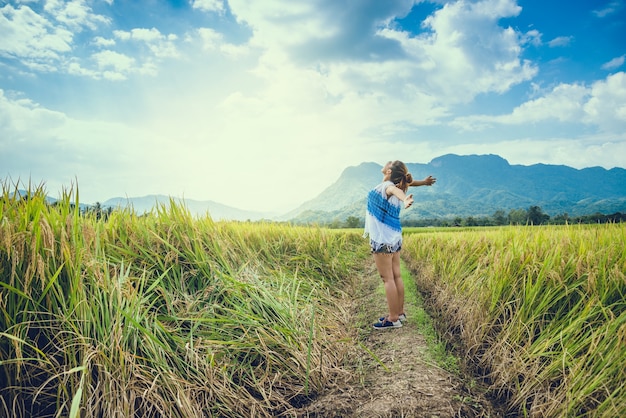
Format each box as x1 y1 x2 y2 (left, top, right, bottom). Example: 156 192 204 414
1 0 625 213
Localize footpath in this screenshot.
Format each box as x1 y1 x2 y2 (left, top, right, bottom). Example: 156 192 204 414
299 260 499 418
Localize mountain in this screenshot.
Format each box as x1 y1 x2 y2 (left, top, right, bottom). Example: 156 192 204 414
22 154 622 222
103 195 277 221
12 190 90 211
287 154 626 223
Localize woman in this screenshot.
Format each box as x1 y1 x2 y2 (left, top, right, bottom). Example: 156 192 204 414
364 160 436 330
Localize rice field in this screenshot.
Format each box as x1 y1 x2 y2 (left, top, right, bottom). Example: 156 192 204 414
402 224 626 417
2 183 625 417
0 185 367 417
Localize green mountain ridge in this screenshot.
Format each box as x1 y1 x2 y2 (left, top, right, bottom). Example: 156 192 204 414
286 154 626 224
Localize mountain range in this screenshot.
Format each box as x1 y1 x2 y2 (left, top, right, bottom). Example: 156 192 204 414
85 154 626 222
285 154 626 223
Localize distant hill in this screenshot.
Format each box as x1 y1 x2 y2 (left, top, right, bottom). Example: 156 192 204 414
11 190 90 210
286 154 626 224
102 195 277 221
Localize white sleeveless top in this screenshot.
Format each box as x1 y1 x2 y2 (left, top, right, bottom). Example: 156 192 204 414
363 181 403 251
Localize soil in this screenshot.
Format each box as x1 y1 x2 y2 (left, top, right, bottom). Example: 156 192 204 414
296 261 501 418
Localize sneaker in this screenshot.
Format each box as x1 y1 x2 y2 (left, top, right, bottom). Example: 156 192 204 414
378 313 407 322
372 318 402 330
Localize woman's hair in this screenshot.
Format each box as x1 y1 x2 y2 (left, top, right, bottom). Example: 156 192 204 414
389 160 413 192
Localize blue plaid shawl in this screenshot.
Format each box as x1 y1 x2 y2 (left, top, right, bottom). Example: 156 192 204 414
366 188 401 232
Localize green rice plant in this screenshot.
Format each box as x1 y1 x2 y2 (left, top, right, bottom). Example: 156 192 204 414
0 181 367 417
403 224 626 417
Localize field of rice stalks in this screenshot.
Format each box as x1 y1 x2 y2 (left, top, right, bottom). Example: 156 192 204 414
3 182 625 418
0 185 367 417
402 225 626 417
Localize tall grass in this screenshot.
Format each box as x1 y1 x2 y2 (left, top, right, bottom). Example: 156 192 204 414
403 225 626 417
0 183 367 417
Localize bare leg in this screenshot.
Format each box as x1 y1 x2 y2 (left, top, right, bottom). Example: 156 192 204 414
391 251 405 316
373 252 401 322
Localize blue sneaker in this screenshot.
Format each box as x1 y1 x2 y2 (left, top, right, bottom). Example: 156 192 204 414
372 318 402 330
378 313 407 322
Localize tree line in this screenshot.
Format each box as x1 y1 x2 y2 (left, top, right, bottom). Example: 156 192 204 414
337 206 626 229
42 197 626 228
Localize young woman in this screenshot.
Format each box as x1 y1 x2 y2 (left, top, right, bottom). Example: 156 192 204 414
364 160 436 330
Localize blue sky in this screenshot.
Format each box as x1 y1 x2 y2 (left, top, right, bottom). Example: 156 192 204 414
1 0 625 212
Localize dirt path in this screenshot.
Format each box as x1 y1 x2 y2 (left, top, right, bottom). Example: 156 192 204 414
298 261 498 418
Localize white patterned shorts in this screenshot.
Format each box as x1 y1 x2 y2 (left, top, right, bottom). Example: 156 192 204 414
370 240 402 254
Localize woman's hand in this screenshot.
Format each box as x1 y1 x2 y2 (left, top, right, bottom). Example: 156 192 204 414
404 194 414 208
423 175 436 186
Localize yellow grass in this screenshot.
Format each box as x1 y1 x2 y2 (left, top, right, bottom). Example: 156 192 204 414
0 184 367 417
403 224 626 417
3 182 624 417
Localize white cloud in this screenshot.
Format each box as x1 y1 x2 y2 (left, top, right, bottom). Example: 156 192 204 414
113 29 130 41
43 0 110 30
191 0 225 14
93 35 115 47
506 83 589 122
602 55 625 70
521 29 542 46
195 28 248 57
197 27 223 49
92 50 134 71
451 72 626 134
114 27 180 58
592 0 624 18
584 72 626 131
0 2 116 77
67 59 97 77
377 0 537 103
127 27 162 42
207 0 538 140
548 36 573 47
1 3 177 79
0 4 73 60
